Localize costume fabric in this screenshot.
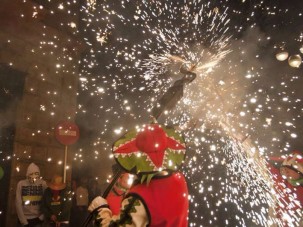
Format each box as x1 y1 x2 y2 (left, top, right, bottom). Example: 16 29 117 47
269 165 303 226
106 190 124 216
100 172 188 227
127 172 188 227
15 163 47 226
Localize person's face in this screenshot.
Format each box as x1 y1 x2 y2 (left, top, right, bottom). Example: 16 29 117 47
280 167 301 181
27 172 40 184
118 173 134 190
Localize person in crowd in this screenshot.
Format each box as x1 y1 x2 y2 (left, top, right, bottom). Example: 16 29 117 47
72 177 89 226
88 123 189 227
268 151 303 226
76 177 88 223
16 162 47 227
82 166 134 227
88 179 101 204
42 174 72 227
68 180 77 227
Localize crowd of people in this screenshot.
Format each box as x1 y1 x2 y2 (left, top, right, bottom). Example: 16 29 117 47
15 162 103 227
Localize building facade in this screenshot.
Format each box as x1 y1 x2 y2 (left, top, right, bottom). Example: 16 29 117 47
0 0 84 226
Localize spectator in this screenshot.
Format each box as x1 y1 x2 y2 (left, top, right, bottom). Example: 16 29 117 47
70 177 89 226
15 162 47 227
42 175 72 227
88 179 101 203
68 180 77 227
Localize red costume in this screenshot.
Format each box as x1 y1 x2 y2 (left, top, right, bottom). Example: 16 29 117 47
106 191 123 216
268 151 303 226
88 123 189 226
127 172 188 227
269 165 303 213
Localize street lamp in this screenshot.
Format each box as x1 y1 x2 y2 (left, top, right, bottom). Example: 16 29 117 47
275 51 289 61
288 54 302 68
275 43 302 68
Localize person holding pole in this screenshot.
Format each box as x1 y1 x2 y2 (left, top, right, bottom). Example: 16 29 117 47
88 123 189 227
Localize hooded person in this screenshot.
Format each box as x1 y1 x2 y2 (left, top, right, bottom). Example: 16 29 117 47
15 162 47 227
42 175 72 227
88 123 189 227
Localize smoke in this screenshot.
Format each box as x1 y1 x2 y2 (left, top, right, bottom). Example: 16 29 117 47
180 26 303 155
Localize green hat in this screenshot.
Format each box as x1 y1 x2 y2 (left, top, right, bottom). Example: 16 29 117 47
113 123 186 174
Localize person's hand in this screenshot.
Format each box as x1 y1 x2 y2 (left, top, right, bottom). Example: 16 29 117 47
88 196 108 213
55 221 61 227
97 208 112 226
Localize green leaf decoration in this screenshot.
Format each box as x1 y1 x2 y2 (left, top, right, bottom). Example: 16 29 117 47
114 130 137 148
116 153 155 173
165 148 186 168
146 173 155 185
163 127 185 143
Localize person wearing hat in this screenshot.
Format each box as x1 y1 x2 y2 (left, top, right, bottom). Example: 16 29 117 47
88 123 189 227
268 151 303 226
16 163 47 227
42 175 72 227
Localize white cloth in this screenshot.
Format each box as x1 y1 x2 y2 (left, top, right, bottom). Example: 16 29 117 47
88 196 108 212
97 196 148 227
16 167 47 225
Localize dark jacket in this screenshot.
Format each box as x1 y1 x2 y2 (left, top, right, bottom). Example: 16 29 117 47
42 187 72 222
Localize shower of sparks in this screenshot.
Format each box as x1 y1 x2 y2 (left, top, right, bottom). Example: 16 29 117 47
224 139 302 226
1 0 303 226
79 0 235 137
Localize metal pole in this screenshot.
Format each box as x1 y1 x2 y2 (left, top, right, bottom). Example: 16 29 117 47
63 145 68 183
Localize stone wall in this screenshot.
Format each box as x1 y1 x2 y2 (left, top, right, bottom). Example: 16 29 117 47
0 0 84 226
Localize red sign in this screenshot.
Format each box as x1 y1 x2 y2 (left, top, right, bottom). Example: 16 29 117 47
55 121 80 145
